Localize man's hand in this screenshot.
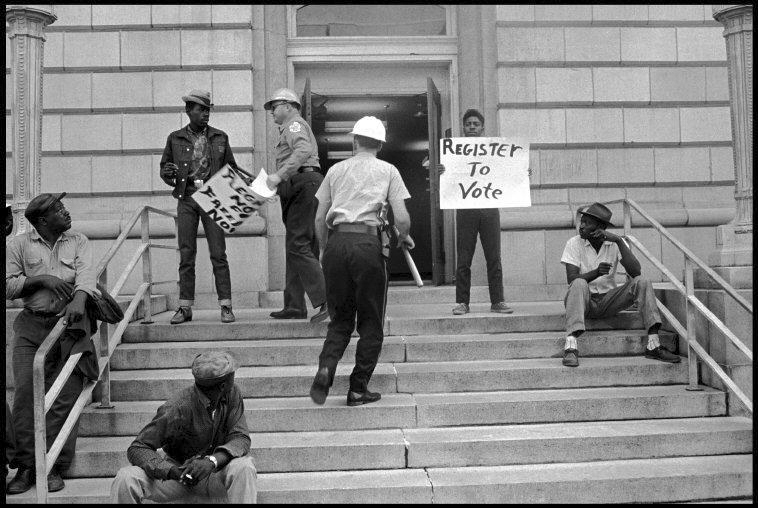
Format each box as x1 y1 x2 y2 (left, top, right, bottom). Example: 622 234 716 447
436 164 446 175
399 234 415 250
160 163 178 185
589 229 622 244
266 173 282 190
180 457 215 486
596 262 612 276
40 274 74 301
59 291 87 324
167 465 183 482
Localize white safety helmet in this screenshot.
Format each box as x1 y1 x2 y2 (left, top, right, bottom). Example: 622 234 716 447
350 116 386 143
263 88 301 110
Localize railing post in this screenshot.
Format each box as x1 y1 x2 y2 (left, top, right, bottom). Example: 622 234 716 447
140 209 153 324
684 257 703 391
33 357 48 503
623 200 631 237
97 267 115 409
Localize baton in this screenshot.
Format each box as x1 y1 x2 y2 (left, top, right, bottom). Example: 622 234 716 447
394 227 423 288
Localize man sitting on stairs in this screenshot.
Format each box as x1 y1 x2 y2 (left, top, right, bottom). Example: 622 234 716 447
560 202 681 368
110 351 257 503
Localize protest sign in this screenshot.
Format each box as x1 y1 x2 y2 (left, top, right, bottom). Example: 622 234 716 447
438 137 531 209
192 165 276 234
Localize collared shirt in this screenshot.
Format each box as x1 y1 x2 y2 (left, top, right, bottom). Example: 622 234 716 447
127 384 251 481
186 125 211 182
5 228 97 313
560 235 629 294
274 114 320 182
315 152 411 228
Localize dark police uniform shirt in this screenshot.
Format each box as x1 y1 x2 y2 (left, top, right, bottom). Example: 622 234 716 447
274 114 320 182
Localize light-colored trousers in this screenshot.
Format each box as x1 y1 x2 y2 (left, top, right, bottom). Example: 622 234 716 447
110 456 257 504
564 275 661 336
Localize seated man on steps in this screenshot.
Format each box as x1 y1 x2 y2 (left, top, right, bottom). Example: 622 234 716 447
560 202 680 368
110 351 257 503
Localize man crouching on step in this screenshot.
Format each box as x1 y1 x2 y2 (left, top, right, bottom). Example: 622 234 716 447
559 202 680 368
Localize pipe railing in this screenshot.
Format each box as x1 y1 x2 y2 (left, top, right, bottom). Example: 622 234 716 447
601 198 752 415
32 206 177 503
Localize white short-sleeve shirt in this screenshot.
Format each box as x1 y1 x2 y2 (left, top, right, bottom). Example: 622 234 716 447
560 235 629 294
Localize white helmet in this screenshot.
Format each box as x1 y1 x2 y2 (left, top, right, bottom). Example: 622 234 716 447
264 88 301 110
351 116 386 142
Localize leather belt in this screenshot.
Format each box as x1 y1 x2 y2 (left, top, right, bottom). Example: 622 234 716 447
334 223 379 235
24 307 60 318
297 167 316 173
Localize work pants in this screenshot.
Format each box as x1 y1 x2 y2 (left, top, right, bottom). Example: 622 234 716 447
455 208 504 305
177 197 232 307
278 172 326 313
564 276 661 336
110 456 257 503
318 232 388 393
10 310 84 471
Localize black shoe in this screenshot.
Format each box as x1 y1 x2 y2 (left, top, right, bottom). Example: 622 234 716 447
47 467 65 493
309 367 330 405
347 390 381 406
170 306 192 325
6 466 34 495
310 304 329 323
562 348 579 367
270 308 307 319
220 305 235 323
645 346 681 363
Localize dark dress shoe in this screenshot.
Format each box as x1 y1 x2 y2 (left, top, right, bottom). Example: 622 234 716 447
347 390 381 406
6 466 35 495
562 348 579 367
645 346 681 363
309 368 330 405
47 467 65 493
170 306 192 325
270 308 307 319
310 304 329 323
220 305 235 323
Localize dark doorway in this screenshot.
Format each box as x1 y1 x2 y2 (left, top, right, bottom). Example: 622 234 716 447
309 94 432 281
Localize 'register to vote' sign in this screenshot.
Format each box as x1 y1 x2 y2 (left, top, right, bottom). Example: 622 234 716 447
439 137 531 209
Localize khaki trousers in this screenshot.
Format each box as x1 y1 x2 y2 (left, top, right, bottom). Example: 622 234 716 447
564 275 661 336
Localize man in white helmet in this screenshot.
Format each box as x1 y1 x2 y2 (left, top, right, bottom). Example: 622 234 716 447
309 116 415 406
263 88 328 323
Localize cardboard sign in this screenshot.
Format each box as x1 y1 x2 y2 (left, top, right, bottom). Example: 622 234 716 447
439 137 531 209
192 165 274 234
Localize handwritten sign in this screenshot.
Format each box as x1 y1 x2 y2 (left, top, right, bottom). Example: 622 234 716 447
192 165 272 234
439 137 531 209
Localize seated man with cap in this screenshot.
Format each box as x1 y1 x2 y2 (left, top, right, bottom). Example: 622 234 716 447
111 351 257 503
560 202 681 367
5 193 97 494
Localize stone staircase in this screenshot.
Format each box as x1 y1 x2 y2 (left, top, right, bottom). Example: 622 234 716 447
5 286 753 503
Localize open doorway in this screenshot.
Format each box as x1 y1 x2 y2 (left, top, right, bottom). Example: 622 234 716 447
309 94 433 281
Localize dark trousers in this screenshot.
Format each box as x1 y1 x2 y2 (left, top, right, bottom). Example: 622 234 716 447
177 197 232 307
279 172 326 312
11 310 84 471
455 208 504 305
318 232 388 393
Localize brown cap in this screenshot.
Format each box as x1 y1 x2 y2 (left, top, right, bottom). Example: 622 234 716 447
24 193 66 223
191 351 236 386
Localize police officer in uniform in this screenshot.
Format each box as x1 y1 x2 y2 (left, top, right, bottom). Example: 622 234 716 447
263 88 328 323
309 116 415 406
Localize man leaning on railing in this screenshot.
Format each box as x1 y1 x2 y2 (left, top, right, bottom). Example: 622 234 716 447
5 193 97 495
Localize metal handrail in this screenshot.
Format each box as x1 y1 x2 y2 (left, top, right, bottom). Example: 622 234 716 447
32 206 177 502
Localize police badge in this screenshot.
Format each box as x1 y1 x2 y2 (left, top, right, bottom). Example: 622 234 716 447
289 122 301 133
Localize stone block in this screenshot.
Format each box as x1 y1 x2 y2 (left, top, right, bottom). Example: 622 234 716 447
709 146 735 182
212 70 253 106
6 156 13 190
530 188 568 206
42 114 61 153
564 28 620 62
705 66 729 101
565 108 623 144
92 72 153 109
123 113 182 150
677 28 727 62
150 154 166 192
654 147 710 184
534 4 592 21
682 185 735 208
63 32 120 68
41 155 93 194
624 186 684 207
499 109 565 144
153 70 212 108
593 68 650 103
61 114 121 152
545 229 575 284
627 227 664 282
592 5 648 22
225 236 269 292
527 149 541 186
497 67 535 104
4 74 10 108
597 148 654 185
661 226 717 284
496 28 564 62
211 112 254 147
568 187 625 207
212 5 253 25
535 68 592 103
152 5 212 26
495 5 534 22
42 73 92 110
51 5 92 27
181 30 253 67
121 31 181 68
649 5 708 22
501 230 546 285
43 32 64 68
540 149 597 186
232 151 254 173
91 155 153 193
620 28 677 62
623 108 679 143
680 107 732 143
650 67 706 103
92 5 151 26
